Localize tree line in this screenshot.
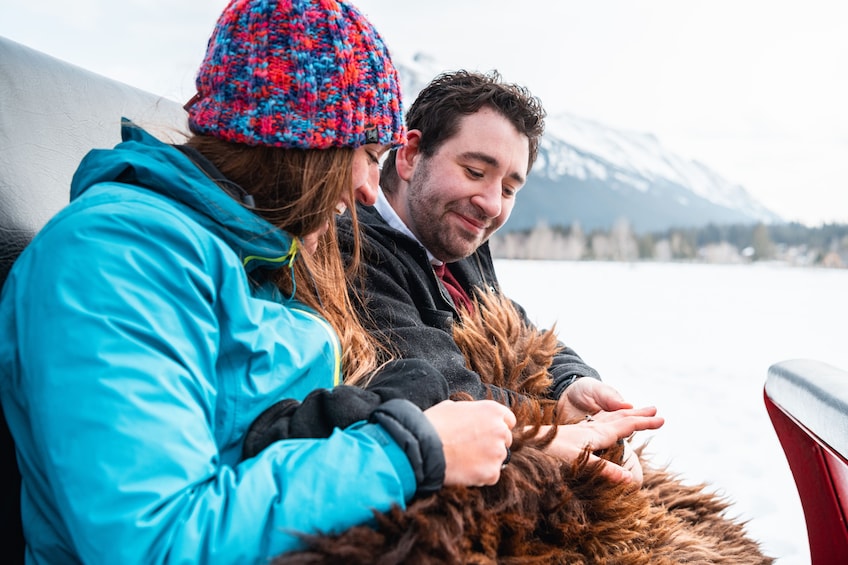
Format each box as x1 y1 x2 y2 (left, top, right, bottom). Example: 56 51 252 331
490 220 848 268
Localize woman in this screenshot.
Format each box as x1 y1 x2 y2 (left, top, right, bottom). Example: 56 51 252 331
0 1 515 563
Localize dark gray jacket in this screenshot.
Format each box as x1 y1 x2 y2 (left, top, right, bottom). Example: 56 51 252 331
339 203 601 406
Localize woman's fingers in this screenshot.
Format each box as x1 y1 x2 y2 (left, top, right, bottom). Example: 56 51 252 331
542 406 663 466
590 454 634 483
431 403 661 488
586 406 664 437
590 405 659 421
620 441 644 486
427 400 515 487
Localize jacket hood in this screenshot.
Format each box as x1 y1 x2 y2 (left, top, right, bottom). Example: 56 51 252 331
70 120 298 274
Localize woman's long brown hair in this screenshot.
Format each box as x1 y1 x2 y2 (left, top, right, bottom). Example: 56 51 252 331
186 135 381 383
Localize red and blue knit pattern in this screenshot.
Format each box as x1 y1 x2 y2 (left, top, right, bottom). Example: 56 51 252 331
189 0 406 149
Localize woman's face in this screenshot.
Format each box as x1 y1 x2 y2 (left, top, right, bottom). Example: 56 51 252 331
350 143 389 208
300 143 389 255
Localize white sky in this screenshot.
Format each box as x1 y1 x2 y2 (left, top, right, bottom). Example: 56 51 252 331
2 0 847 226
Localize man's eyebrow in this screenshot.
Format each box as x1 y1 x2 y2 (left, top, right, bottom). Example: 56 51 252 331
460 151 526 185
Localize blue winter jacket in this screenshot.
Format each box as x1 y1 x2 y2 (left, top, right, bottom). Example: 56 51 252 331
0 124 424 564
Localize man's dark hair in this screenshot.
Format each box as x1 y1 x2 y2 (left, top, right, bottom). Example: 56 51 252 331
381 70 546 194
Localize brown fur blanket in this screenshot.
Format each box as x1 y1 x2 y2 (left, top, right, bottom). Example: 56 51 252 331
273 292 774 564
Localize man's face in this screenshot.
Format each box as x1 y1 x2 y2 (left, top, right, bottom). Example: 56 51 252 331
401 107 530 263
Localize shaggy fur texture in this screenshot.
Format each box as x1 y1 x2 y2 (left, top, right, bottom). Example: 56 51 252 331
273 291 774 564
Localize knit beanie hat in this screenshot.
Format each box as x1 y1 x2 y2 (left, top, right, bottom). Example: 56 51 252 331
187 0 406 149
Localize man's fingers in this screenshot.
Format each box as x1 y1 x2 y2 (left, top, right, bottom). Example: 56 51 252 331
596 385 632 411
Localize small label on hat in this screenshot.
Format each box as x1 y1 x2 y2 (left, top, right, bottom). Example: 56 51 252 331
365 128 379 144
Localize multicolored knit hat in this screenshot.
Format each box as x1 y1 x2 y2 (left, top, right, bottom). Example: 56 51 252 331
187 0 406 149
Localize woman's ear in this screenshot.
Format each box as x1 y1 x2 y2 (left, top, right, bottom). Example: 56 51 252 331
395 130 422 182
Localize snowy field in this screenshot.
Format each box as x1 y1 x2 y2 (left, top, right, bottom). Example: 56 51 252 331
494 259 848 565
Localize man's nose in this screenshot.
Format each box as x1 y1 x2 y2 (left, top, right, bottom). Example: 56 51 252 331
470 182 502 218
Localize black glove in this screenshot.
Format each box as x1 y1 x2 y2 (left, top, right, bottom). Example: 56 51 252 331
242 358 449 459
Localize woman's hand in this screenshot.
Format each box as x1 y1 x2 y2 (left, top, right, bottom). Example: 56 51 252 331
425 399 516 487
539 406 664 485
620 440 643 486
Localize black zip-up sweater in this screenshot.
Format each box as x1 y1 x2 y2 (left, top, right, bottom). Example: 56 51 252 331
339 203 601 406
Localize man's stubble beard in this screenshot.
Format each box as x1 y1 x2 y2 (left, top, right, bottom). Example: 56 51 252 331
406 158 485 263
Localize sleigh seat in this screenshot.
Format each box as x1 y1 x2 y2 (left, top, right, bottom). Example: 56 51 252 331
0 35 186 563
765 359 848 565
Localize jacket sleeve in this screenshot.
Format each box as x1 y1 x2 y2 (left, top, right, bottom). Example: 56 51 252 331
242 358 450 460
7 198 428 564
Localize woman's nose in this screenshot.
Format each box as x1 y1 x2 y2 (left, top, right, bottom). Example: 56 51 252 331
353 183 378 206
353 168 380 206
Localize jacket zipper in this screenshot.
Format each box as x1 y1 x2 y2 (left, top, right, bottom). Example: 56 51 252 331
290 307 342 387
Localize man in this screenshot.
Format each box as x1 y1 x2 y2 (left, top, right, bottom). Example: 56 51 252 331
338 70 655 482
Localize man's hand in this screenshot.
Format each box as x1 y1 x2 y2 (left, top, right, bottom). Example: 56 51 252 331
556 377 632 422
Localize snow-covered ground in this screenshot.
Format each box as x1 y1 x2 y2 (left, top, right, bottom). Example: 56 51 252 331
495 259 848 565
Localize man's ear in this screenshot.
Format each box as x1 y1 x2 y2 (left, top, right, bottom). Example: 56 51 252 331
396 130 422 182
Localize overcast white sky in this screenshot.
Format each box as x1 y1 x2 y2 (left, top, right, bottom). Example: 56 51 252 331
3 0 847 226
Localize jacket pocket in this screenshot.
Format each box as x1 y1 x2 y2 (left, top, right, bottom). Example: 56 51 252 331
421 307 453 333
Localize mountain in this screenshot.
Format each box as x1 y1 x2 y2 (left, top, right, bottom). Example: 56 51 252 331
395 54 784 234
